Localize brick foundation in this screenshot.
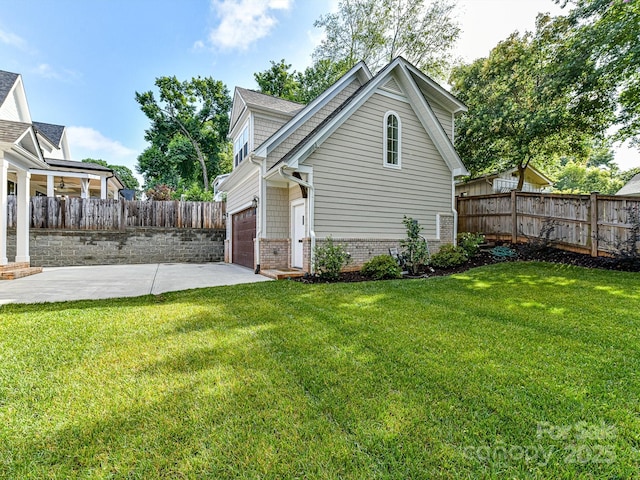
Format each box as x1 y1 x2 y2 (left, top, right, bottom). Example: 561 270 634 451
258 238 291 270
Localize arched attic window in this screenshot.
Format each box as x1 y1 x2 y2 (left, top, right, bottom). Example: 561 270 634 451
384 111 401 169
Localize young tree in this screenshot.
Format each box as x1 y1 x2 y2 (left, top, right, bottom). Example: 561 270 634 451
135 76 232 191
449 15 614 188
313 0 460 79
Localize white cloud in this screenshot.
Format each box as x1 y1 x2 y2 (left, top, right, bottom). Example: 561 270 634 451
67 126 136 159
207 0 293 50
33 63 81 83
0 27 27 49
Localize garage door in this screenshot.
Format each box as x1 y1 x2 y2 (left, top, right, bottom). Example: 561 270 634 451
232 207 256 269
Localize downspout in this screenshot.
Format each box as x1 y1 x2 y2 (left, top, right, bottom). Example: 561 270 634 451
452 176 458 245
249 154 264 274
278 165 316 273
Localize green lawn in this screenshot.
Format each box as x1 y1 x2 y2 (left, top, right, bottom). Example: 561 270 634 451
1 262 639 479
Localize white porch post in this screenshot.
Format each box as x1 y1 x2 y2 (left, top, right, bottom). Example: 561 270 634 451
80 178 89 199
15 169 30 264
47 174 55 197
100 176 107 199
0 156 8 265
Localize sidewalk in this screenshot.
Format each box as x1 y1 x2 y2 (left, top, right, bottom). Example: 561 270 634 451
0 262 271 305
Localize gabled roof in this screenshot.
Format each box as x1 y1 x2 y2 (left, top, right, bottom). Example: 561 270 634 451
229 87 304 135
254 61 373 158
0 70 19 107
458 165 553 186
0 120 31 143
33 121 65 147
45 158 112 172
271 56 468 176
616 173 640 196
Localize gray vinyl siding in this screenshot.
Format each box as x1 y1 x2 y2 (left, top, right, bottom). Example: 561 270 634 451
266 186 289 238
226 169 260 237
266 78 363 170
253 113 290 148
308 93 453 239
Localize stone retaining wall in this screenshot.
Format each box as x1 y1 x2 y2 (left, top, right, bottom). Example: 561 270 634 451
6 228 225 267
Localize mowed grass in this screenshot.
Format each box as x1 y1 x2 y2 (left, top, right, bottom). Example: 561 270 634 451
1 262 639 479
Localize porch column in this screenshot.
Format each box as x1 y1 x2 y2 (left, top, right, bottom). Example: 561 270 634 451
0 157 8 265
47 174 55 197
80 178 89 199
15 169 31 264
100 176 107 199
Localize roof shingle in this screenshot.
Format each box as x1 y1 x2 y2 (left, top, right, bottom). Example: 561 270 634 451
33 121 65 146
0 70 19 107
235 87 304 116
0 120 31 143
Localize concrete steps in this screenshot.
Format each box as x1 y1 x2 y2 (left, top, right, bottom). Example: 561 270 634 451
0 262 43 280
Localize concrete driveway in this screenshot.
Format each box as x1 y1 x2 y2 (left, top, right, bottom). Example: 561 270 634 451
0 263 271 305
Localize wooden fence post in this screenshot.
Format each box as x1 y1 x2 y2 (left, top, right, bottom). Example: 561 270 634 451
511 189 518 243
590 192 599 257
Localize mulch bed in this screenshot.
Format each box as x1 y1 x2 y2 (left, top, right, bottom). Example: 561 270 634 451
296 243 640 284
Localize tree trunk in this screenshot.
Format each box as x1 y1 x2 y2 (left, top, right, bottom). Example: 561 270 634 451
175 120 209 191
516 159 530 191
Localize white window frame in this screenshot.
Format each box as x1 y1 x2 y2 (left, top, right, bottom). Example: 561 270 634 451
233 121 250 168
383 111 401 169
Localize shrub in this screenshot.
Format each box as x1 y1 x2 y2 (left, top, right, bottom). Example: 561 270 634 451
400 216 430 275
430 244 468 268
457 232 485 257
313 237 351 281
361 255 402 280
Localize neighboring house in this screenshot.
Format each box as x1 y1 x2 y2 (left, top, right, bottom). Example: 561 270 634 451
219 57 469 275
455 166 553 197
0 69 123 270
616 173 640 197
0 70 123 200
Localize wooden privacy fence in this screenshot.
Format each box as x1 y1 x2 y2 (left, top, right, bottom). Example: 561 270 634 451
457 191 640 257
7 196 226 230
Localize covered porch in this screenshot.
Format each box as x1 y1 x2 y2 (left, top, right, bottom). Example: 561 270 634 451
0 121 48 276
258 166 312 274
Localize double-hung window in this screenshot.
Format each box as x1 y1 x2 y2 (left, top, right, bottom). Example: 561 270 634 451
234 124 249 167
384 111 401 169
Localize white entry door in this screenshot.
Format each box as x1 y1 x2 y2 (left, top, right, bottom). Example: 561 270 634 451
292 201 305 268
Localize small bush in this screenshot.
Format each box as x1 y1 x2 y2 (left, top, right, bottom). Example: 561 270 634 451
400 216 430 275
430 244 468 268
457 232 485 257
313 237 351 281
361 255 402 280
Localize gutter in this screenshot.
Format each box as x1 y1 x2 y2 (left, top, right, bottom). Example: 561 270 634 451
249 154 265 274
278 165 316 273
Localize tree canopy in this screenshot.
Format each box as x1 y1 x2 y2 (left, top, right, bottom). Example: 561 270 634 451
559 0 640 144
135 76 232 193
313 0 460 80
254 59 350 104
81 158 139 191
449 15 615 188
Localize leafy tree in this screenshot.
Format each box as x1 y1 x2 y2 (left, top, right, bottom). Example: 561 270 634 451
81 158 139 190
558 0 640 145
254 59 301 102
553 161 624 194
449 15 614 189
313 0 460 79
254 58 350 104
135 76 232 191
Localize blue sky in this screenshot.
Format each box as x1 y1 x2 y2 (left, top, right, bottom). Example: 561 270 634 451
1 0 638 179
